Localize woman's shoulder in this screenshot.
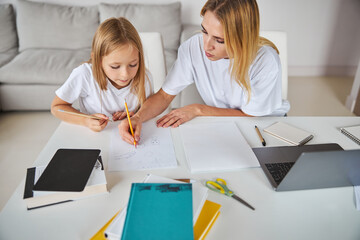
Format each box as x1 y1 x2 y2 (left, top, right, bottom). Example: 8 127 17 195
252 46 280 71
179 33 202 51
249 46 281 80
256 46 280 65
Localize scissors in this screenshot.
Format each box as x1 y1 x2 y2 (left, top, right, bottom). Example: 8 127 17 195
206 178 255 211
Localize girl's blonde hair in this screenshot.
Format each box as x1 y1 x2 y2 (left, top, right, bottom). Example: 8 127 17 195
201 0 279 102
89 17 148 107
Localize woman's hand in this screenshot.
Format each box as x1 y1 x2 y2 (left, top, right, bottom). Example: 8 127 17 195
118 115 142 145
156 104 201 128
112 111 134 121
84 113 109 132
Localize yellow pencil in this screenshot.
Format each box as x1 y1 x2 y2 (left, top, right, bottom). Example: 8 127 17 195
124 100 137 148
57 109 112 122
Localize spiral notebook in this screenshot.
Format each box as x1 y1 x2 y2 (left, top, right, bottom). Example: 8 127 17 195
340 125 360 145
264 122 314 146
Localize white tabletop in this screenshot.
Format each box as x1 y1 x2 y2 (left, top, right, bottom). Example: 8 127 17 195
1 116 360 240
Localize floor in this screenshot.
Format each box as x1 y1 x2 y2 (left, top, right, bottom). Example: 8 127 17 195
0 76 356 211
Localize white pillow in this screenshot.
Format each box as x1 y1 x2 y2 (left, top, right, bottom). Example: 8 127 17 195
0 4 17 53
99 2 181 55
16 0 99 51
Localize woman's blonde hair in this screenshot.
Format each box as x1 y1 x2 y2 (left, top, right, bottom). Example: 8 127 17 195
201 0 278 101
88 17 148 107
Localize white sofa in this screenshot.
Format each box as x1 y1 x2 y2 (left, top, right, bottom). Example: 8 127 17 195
0 0 200 111
0 1 288 112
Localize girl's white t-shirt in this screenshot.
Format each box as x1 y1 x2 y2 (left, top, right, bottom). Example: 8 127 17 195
56 63 153 116
162 34 290 116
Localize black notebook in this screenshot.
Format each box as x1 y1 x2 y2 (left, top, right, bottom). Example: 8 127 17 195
33 149 101 192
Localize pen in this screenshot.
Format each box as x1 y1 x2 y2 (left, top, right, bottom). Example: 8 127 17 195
57 109 112 122
255 125 266 146
124 99 137 148
174 178 197 183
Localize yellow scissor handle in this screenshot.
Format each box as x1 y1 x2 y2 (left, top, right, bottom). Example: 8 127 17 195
216 178 227 185
206 181 225 194
206 178 234 196
216 178 233 194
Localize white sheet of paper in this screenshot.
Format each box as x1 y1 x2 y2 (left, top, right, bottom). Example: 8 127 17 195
180 121 260 173
108 119 178 171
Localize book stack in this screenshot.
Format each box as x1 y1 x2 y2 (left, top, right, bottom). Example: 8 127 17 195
91 174 221 240
23 149 108 210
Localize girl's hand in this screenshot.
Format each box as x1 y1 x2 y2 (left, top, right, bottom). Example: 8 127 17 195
112 111 134 121
84 113 109 132
156 104 201 128
118 115 142 145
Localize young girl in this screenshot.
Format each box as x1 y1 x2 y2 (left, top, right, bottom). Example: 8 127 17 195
51 17 152 132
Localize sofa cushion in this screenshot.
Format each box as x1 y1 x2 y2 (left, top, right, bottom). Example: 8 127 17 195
99 2 181 70
0 49 90 85
0 49 17 67
0 84 61 111
181 24 200 44
16 0 98 51
0 4 18 53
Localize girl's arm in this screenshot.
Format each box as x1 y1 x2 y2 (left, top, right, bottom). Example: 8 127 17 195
118 89 175 144
51 96 109 132
156 104 252 128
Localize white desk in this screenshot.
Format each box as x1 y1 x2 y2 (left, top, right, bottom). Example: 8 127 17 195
1 117 360 240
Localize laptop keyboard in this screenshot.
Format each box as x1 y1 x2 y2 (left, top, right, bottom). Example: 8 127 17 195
265 162 295 185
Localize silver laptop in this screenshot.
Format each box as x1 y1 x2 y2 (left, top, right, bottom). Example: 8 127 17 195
252 143 360 191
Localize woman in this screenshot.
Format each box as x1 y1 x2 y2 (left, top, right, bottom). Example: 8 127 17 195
119 0 290 144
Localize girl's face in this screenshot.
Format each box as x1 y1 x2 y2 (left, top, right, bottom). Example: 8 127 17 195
102 43 139 89
201 11 228 61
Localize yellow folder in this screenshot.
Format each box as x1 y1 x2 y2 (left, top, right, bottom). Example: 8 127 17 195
90 211 119 240
193 200 221 240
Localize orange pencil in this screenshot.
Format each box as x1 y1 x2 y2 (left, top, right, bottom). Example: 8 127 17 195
124 99 137 148
58 109 112 122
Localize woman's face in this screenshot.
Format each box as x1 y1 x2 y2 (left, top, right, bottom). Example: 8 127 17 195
201 11 228 61
102 43 139 89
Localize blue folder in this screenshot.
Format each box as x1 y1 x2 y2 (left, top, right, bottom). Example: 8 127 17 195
121 183 194 240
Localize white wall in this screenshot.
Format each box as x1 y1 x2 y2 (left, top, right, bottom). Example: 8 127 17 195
258 0 360 76
1 0 359 76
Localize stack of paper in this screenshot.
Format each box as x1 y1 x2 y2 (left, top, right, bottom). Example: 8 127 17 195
180 121 259 173
102 174 213 240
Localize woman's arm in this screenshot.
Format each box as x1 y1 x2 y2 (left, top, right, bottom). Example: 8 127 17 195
51 96 109 132
156 103 252 128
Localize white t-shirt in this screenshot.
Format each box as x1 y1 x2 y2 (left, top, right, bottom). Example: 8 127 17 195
56 63 153 116
162 34 290 116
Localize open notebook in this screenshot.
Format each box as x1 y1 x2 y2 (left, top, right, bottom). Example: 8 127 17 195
340 125 360 145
